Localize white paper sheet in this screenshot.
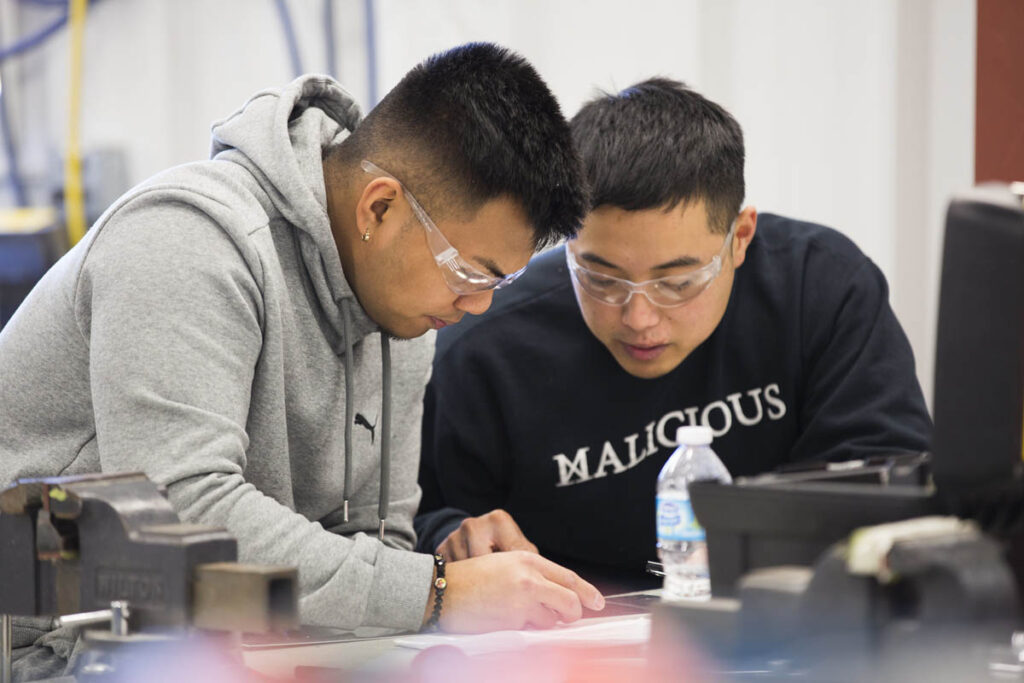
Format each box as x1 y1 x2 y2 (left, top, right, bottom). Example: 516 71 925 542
392 616 651 656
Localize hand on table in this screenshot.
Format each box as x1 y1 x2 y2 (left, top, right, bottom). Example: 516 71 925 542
428 550 605 632
437 509 538 561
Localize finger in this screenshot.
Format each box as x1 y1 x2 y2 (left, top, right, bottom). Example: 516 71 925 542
439 541 458 563
436 538 454 562
502 537 538 554
525 604 559 630
439 530 469 561
534 579 583 624
522 540 540 554
466 522 497 558
458 527 475 560
533 556 605 611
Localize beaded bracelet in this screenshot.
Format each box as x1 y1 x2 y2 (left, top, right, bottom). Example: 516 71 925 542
424 554 446 631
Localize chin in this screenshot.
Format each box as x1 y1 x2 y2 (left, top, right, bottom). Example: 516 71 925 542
623 363 674 380
367 316 420 341
386 324 425 340
613 353 677 380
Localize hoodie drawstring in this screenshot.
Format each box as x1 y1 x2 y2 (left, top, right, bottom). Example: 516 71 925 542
340 299 391 541
379 334 391 541
341 301 354 523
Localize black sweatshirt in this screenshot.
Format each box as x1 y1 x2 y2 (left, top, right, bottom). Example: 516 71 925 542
416 214 932 592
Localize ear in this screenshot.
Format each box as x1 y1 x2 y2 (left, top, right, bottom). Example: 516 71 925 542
355 177 403 245
730 206 758 269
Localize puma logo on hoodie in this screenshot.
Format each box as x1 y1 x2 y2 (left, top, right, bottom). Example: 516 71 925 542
355 413 377 444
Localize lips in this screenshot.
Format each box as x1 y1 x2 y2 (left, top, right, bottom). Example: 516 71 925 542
428 316 459 330
621 341 669 361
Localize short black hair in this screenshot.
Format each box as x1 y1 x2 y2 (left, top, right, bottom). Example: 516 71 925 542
570 78 745 233
330 43 586 249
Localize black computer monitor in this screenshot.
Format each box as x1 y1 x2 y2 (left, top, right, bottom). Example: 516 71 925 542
932 184 1024 526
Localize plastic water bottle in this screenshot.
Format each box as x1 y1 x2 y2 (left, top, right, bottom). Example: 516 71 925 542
656 425 732 600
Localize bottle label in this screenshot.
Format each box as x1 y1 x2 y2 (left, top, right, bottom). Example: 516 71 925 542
656 494 705 542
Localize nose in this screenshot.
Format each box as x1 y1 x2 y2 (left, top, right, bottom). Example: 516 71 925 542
621 292 661 331
454 289 495 316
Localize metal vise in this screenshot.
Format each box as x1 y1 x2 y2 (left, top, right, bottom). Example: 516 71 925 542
0 472 298 681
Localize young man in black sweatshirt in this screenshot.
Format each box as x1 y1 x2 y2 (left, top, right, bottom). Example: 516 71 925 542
415 79 932 592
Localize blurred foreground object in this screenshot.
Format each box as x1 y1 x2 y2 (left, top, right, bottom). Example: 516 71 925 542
652 184 1024 681
0 472 298 682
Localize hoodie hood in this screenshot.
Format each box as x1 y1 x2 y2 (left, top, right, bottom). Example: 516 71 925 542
209 75 396 538
209 75 378 345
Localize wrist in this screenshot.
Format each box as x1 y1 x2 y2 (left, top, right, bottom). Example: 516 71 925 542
421 564 436 625
421 554 447 631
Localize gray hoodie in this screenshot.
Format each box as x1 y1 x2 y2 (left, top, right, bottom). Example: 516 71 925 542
0 75 435 677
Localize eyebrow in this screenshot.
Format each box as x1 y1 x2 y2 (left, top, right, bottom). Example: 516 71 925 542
473 256 506 279
578 252 703 272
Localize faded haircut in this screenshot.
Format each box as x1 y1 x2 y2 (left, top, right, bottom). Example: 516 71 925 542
329 42 587 249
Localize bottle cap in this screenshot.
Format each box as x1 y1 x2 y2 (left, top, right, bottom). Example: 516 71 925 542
676 425 713 446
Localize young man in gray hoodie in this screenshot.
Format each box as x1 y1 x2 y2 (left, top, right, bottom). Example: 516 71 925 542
0 43 603 679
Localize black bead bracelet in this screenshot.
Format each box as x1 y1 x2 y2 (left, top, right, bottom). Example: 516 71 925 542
424 554 446 631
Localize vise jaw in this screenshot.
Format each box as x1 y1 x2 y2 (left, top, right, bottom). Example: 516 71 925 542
0 472 297 633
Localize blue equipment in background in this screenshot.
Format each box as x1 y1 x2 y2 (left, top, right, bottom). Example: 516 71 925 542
0 208 63 327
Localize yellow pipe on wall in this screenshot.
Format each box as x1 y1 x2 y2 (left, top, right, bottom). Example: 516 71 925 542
64 0 87 245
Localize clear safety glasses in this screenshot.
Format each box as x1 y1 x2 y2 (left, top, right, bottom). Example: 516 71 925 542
361 160 526 295
565 221 736 308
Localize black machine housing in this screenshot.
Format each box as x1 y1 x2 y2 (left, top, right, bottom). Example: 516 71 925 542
661 184 1024 679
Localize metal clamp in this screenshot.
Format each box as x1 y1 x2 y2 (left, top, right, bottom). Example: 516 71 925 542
57 601 130 637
